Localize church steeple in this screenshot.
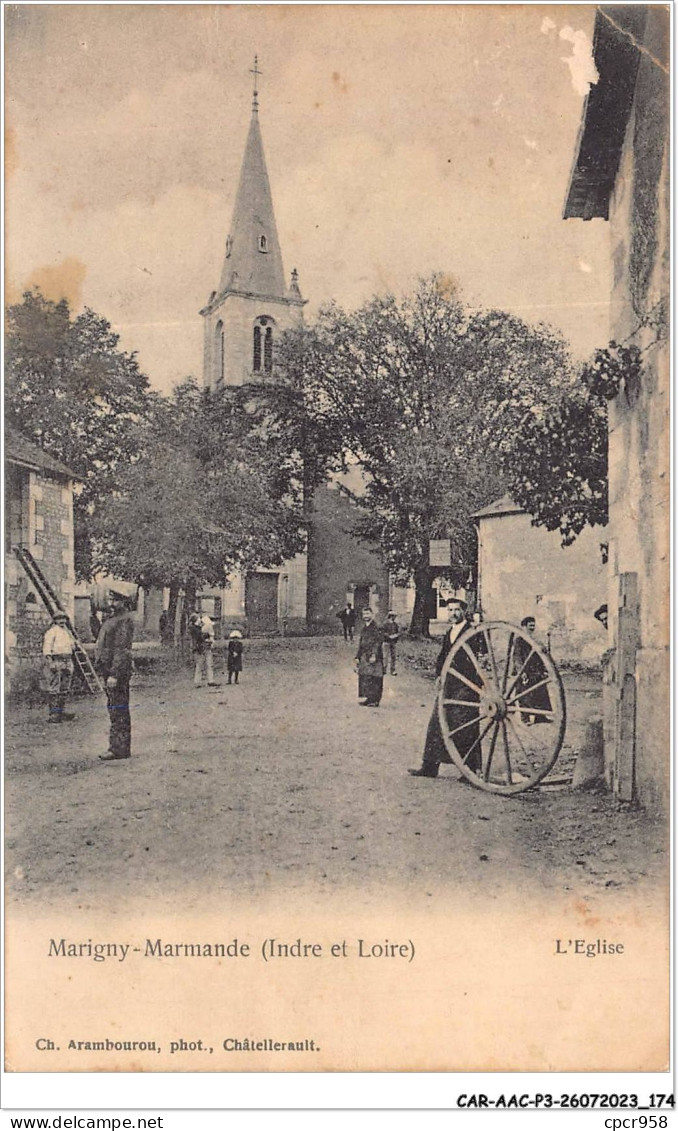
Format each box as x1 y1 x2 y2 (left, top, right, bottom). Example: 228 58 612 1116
201 59 306 390
218 61 287 300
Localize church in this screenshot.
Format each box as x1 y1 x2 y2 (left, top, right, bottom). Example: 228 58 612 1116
197 64 411 635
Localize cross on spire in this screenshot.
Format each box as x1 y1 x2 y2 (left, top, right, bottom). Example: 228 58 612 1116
250 55 262 113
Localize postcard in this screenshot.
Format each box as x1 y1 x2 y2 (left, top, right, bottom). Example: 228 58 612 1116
4 3 670 1077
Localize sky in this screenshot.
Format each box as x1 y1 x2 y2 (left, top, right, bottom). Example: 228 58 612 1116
5 3 613 392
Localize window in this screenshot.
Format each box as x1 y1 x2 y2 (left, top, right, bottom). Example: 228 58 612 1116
258 235 267 252
215 321 225 383
253 325 262 372
264 326 273 373
225 236 233 258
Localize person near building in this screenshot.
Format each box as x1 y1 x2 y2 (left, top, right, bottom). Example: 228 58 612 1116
337 603 357 643
409 597 481 779
513 616 552 725
190 612 217 687
382 611 400 675
42 612 76 723
95 589 135 761
159 609 169 645
227 630 244 684
355 607 384 707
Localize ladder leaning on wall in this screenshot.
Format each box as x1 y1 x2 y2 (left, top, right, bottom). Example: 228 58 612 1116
13 544 104 696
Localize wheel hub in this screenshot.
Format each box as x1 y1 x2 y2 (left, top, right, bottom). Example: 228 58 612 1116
481 693 507 720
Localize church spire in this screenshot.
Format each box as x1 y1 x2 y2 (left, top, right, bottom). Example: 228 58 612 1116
218 58 288 300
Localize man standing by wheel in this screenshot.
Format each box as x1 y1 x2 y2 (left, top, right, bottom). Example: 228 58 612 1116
96 589 135 762
409 597 481 779
355 607 384 707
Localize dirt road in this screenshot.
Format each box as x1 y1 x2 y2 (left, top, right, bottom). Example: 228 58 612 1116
5 638 666 913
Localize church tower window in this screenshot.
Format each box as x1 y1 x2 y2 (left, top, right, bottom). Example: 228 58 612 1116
264 325 273 373
259 235 268 252
253 325 262 372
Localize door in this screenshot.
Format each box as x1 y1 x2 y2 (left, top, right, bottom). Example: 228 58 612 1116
245 573 279 633
353 585 371 617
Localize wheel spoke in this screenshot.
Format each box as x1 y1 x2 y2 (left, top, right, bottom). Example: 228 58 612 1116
505 645 537 700
442 697 482 708
483 721 500 781
445 665 484 697
501 719 513 785
482 627 500 690
458 718 494 766
507 676 552 704
447 714 482 739
459 641 488 686
510 705 555 720
502 631 515 695
506 714 537 773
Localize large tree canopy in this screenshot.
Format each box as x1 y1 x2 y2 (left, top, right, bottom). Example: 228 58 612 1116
274 275 575 634
90 379 306 605
5 290 155 578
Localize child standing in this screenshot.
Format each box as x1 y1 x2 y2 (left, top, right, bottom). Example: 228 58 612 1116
227 630 244 684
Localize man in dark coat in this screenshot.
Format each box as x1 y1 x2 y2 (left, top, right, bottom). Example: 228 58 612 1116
95 589 135 761
409 597 481 778
355 607 384 707
337 603 357 642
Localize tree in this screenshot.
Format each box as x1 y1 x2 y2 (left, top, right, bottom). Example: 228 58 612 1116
5 290 155 578
277 275 575 635
501 342 642 545
90 379 306 628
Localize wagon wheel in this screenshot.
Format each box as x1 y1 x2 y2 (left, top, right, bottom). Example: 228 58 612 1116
436 621 566 795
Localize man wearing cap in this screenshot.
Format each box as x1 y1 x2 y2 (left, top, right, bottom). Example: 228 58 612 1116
42 612 75 723
409 597 481 779
95 589 135 761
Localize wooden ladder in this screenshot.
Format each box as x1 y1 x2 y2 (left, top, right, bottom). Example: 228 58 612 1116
13 545 103 696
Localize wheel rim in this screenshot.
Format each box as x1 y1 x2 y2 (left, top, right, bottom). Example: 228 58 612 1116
437 621 566 794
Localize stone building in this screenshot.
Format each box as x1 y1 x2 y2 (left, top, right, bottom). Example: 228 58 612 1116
5 427 78 692
564 6 669 810
473 495 607 665
199 68 389 634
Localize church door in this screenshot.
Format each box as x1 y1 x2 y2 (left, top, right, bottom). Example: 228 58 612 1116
245 573 279 633
353 585 371 617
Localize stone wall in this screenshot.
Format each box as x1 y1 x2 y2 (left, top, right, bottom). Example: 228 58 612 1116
606 9 669 812
477 510 607 665
5 469 75 695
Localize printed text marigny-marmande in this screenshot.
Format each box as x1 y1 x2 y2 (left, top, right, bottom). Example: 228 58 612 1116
47 936 416 962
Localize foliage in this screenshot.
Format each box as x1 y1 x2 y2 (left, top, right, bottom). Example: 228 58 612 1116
582 341 642 401
5 290 155 578
90 380 306 592
503 389 608 546
276 275 574 633
503 340 647 546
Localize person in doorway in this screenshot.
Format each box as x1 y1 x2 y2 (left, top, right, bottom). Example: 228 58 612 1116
409 597 480 779
382 611 400 675
227 630 244 684
190 612 217 687
337 603 357 642
42 612 76 723
95 589 135 761
355 607 384 707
